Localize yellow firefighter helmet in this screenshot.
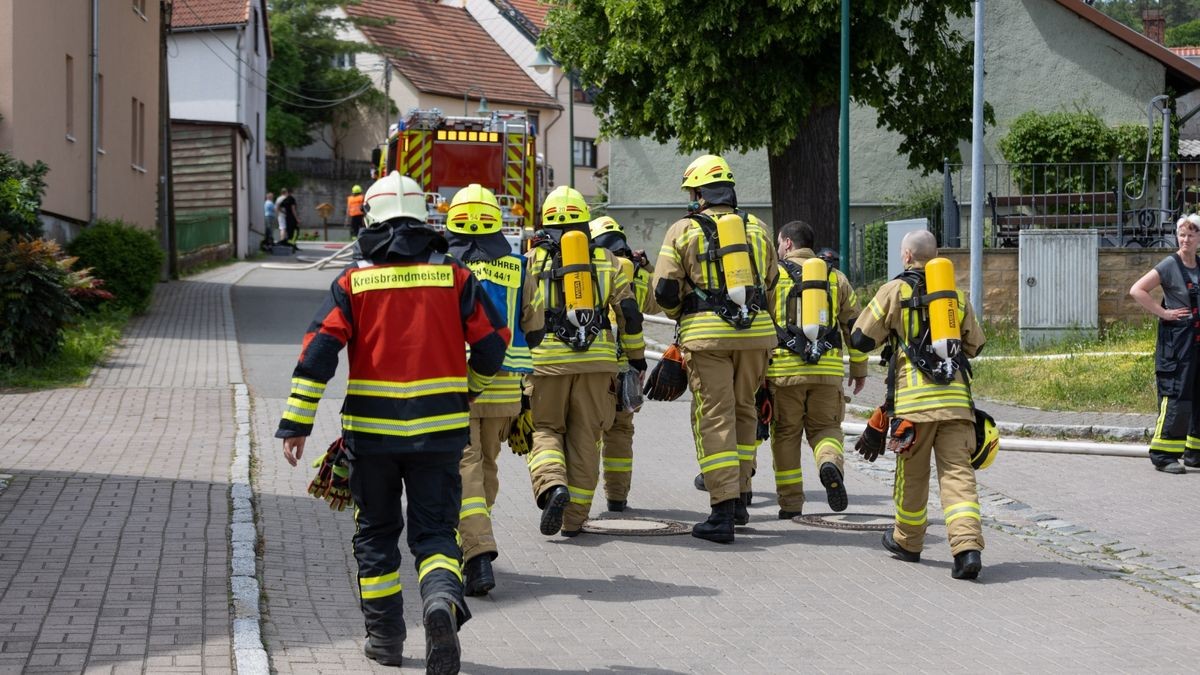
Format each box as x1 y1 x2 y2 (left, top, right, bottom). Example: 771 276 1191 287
681 154 735 190
541 186 591 227
446 184 502 235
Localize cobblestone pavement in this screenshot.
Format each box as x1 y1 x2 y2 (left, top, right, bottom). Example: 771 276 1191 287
240 267 1200 674
0 264 257 674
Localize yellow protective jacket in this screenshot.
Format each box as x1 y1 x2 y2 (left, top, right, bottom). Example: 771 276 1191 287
852 268 985 423
466 255 544 417
766 248 868 387
614 260 659 368
653 206 778 351
527 243 643 376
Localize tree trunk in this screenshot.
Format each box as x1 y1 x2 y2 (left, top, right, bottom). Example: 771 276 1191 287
767 102 840 249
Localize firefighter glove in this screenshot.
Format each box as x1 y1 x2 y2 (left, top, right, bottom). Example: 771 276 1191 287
508 407 535 455
887 417 917 456
755 385 773 441
308 437 352 510
643 343 688 401
854 405 888 462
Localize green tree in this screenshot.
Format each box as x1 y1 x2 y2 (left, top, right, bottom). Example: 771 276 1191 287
1094 1 1200 31
266 0 393 159
541 1 989 246
1167 18 1200 45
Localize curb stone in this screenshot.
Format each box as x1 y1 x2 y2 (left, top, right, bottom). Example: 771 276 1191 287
846 454 1200 613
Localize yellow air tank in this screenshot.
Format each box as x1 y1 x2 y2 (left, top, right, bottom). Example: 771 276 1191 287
560 229 593 327
716 214 754 307
925 257 960 359
800 257 829 341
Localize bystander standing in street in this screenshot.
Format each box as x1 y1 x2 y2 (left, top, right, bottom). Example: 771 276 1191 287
1130 214 1200 474
346 184 366 238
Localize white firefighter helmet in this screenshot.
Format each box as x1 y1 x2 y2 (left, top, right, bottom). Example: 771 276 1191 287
363 171 427 226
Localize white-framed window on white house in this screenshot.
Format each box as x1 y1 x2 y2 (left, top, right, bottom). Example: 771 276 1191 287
65 54 75 141
133 0 147 20
131 97 145 171
253 8 260 55
573 137 597 169
333 52 356 69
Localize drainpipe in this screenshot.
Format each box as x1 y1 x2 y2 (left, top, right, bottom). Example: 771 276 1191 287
89 0 99 224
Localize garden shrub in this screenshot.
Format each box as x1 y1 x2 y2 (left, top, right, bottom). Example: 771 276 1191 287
67 219 163 314
0 151 49 238
0 233 81 366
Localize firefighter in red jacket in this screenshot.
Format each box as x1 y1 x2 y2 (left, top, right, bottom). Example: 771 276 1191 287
277 172 511 673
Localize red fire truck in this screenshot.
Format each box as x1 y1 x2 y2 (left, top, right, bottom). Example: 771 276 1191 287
373 108 541 252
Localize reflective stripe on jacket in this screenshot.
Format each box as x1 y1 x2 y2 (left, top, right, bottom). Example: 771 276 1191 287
277 255 511 453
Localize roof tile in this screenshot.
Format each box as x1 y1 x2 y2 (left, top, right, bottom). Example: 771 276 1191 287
347 0 557 110
507 0 549 31
172 0 250 29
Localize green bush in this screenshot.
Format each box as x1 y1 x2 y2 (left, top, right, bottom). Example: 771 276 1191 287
267 169 301 197
68 219 163 314
0 233 81 367
0 151 49 238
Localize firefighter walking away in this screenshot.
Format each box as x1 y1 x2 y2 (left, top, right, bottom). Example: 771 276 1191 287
850 229 986 580
277 171 511 671
652 154 778 544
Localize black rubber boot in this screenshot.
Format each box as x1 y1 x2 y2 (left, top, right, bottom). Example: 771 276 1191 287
462 555 495 598
692 499 736 544
882 531 921 563
734 493 750 526
419 569 469 675
819 462 848 512
778 508 803 520
693 472 707 491
539 485 569 535
422 598 460 675
952 549 982 580
607 499 627 512
363 635 404 667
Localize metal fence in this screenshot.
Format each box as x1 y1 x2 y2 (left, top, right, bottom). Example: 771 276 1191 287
845 159 1200 287
267 156 375 180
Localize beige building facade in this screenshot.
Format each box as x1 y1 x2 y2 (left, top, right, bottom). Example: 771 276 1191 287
0 0 161 239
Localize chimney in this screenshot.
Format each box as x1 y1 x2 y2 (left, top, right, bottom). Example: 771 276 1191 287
1143 9 1165 45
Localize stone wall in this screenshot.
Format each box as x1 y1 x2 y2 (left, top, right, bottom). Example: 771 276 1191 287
940 248 1165 325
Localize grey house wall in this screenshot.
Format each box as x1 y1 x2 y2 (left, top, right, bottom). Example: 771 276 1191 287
608 0 1172 257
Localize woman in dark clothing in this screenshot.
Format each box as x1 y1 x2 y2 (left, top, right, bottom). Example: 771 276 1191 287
1130 214 1200 474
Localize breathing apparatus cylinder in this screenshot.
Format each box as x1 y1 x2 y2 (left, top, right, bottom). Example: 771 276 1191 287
801 257 829 341
925 257 960 359
715 214 754 307
560 229 594 328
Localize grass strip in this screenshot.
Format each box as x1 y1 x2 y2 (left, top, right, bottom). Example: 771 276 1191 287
0 308 130 390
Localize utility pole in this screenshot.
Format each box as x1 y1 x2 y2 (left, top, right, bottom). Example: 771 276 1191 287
969 1 985 318
383 59 392 135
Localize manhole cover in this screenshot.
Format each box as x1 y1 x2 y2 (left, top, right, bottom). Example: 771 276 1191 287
581 516 691 536
795 513 894 531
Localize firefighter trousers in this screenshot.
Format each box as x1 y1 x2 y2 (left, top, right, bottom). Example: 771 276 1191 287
891 418 984 556
770 382 845 512
526 371 617 531
685 348 769 505
602 409 635 501
1150 358 1200 467
347 448 469 643
459 415 513 563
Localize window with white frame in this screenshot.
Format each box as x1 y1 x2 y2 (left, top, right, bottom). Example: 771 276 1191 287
573 137 597 169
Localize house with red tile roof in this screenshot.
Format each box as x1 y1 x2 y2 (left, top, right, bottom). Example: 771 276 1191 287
464 0 611 201
168 0 271 262
290 1 613 201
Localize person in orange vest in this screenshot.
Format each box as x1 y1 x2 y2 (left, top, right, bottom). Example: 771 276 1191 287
346 184 366 238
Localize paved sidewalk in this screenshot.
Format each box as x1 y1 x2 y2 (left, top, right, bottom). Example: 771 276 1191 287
0 264 255 674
